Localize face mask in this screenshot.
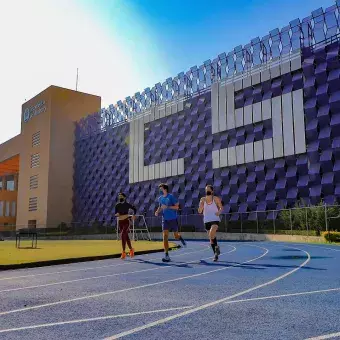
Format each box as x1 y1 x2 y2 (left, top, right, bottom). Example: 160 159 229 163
119 198 125 203
206 191 212 196
159 189 163 195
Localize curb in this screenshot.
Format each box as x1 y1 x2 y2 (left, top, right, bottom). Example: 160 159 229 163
0 245 180 271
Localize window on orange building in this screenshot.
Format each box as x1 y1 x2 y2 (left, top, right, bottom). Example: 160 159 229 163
6 175 15 191
0 201 3 216
11 202 16 217
5 202 10 217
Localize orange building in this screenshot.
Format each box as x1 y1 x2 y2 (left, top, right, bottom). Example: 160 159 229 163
0 86 101 229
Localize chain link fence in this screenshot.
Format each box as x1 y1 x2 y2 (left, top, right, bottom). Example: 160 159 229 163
1 204 339 239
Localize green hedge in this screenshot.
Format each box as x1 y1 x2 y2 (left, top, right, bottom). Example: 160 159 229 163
323 231 340 243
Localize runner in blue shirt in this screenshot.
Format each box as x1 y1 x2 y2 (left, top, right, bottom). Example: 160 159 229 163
155 183 186 262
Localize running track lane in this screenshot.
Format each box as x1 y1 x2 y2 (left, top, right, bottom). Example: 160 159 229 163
0 242 339 340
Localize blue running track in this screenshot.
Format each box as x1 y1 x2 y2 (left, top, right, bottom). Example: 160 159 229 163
0 241 339 340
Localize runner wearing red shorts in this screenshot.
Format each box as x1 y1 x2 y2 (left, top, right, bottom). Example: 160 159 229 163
115 192 137 259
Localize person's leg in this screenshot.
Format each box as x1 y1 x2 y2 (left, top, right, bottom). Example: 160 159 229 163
173 220 186 247
119 221 128 259
209 225 219 260
163 230 169 255
119 222 127 252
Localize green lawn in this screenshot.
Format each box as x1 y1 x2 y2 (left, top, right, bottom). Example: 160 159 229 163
0 240 173 266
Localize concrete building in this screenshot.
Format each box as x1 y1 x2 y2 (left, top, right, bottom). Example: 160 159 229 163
0 86 100 229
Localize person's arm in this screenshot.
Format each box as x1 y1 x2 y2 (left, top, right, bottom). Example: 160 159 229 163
128 202 137 215
155 198 162 216
214 197 224 216
198 197 205 214
127 202 137 220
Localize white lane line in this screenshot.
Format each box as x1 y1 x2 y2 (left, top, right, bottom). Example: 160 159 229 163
106 245 310 339
273 242 340 253
305 332 340 340
0 305 194 334
0 245 208 282
298 244 340 252
224 287 340 304
0 246 218 293
0 246 239 316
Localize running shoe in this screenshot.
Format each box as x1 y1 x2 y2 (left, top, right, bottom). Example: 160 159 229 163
215 245 221 256
162 254 171 262
120 252 126 260
129 248 135 258
213 254 218 262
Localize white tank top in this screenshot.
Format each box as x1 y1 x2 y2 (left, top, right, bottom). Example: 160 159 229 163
203 197 220 223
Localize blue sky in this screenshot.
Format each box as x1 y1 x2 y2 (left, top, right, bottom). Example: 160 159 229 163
81 0 334 85
0 0 335 143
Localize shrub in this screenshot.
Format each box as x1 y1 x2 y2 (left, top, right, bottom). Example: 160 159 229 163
280 201 340 236
323 231 340 243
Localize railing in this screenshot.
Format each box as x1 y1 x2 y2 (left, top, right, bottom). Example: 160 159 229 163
1 204 339 239
75 1 340 140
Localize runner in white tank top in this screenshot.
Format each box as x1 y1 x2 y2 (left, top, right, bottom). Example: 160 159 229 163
198 185 223 261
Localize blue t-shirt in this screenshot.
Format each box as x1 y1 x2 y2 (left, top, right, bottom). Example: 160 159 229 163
158 194 178 221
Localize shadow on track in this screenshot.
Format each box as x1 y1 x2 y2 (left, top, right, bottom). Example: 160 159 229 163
198 260 326 271
133 259 193 268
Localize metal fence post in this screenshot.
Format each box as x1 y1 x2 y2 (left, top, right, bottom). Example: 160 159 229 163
305 207 309 237
290 209 293 235
325 204 328 232
273 211 276 234
240 214 243 234
256 211 259 234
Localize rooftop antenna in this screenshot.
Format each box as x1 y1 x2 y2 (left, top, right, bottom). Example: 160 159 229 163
76 68 79 91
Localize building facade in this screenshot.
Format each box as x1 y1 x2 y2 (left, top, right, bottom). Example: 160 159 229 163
1 2 340 229
0 87 100 229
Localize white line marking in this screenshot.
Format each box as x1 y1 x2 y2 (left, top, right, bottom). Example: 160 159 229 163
273 242 340 253
224 287 340 304
106 245 310 339
305 332 340 340
0 246 224 293
0 246 209 282
0 306 194 334
297 244 340 252
0 246 239 316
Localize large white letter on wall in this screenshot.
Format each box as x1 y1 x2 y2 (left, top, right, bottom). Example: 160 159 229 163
211 83 306 169
129 101 186 184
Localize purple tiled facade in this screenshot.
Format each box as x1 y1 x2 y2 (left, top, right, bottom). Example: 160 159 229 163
73 42 340 226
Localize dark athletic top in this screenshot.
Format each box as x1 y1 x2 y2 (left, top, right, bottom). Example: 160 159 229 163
115 201 137 215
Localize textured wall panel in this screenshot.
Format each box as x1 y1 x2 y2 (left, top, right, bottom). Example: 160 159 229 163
292 89 307 154
226 84 235 129
218 83 227 132
272 96 284 158
282 92 295 156
212 150 220 169
74 42 340 227
211 82 219 134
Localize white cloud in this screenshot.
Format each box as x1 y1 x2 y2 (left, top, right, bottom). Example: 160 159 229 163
0 0 165 144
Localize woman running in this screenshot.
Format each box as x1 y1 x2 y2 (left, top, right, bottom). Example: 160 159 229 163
115 192 137 259
198 185 223 261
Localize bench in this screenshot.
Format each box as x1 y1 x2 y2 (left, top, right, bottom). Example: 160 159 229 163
15 228 38 248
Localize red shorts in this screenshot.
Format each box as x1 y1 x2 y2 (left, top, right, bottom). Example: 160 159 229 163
118 219 130 233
